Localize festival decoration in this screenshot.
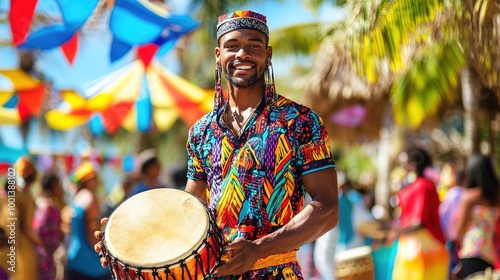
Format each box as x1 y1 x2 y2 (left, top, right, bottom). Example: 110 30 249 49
9 0 38 46
17 0 100 62
330 104 367 127
109 0 199 61
14 0 199 65
46 60 212 135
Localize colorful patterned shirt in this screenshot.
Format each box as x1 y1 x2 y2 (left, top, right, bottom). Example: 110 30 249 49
187 95 335 278
33 198 62 280
459 205 499 265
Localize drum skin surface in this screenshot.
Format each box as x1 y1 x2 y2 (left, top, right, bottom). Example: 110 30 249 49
104 188 209 267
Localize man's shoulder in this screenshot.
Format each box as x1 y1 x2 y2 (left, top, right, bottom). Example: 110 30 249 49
275 95 318 118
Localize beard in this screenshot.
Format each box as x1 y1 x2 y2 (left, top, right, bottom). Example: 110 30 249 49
224 64 266 88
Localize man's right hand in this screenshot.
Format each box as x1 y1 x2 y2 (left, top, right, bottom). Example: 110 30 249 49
93 217 109 268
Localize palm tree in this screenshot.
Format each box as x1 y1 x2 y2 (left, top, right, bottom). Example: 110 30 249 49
269 0 500 208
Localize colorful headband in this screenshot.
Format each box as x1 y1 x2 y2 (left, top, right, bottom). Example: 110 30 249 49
72 161 97 186
216 10 269 42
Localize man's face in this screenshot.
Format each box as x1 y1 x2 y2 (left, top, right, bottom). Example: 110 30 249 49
215 29 272 88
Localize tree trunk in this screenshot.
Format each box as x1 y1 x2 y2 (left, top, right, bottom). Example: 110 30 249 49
375 126 391 215
374 106 397 219
461 67 481 155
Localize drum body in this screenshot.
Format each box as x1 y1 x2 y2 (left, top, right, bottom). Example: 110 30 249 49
335 246 375 280
465 269 500 280
102 189 226 280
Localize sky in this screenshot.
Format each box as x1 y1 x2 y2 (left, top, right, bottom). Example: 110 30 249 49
0 0 345 91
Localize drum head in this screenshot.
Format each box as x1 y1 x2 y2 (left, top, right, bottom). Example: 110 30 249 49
104 189 209 267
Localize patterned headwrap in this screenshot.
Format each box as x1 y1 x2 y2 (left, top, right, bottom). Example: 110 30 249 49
216 10 269 43
14 156 36 178
71 161 97 186
214 10 277 112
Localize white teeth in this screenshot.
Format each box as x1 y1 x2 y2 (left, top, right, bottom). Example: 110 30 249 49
235 65 252 70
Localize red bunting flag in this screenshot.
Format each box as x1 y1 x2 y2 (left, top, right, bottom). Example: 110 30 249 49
61 33 80 65
10 0 38 46
137 44 159 69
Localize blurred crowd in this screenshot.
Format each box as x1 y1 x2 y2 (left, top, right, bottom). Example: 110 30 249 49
0 145 499 280
0 149 186 280
299 146 500 280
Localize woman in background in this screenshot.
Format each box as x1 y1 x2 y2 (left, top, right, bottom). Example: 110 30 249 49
453 153 500 278
33 171 64 280
66 161 109 280
391 146 449 280
439 164 466 272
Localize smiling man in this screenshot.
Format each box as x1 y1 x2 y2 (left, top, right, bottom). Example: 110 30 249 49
184 10 339 279
94 10 339 280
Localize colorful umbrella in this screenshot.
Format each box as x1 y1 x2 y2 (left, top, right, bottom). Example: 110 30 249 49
46 60 212 135
0 69 45 125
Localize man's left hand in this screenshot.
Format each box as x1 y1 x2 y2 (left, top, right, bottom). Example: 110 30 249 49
214 238 261 277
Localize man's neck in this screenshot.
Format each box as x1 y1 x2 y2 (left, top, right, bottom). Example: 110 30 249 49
226 82 266 110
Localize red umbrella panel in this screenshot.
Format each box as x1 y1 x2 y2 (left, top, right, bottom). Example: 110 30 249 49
0 69 45 125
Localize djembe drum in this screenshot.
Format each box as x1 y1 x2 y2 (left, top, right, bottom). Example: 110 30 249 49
465 268 500 280
101 188 226 280
335 246 375 280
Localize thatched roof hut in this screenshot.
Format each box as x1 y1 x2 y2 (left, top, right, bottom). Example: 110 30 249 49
303 41 392 145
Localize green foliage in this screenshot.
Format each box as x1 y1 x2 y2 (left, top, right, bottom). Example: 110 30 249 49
335 144 376 185
390 41 466 127
270 22 340 57
349 0 445 81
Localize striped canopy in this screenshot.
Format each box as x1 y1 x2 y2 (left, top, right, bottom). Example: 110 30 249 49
46 60 212 135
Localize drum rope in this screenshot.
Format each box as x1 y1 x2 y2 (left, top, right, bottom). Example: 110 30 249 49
102 198 229 280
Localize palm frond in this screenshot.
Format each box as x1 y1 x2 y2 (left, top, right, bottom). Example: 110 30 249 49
349 0 445 81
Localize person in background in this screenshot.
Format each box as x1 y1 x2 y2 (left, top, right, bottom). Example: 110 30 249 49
126 149 164 198
314 171 374 280
102 172 138 217
452 153 500 279
338 172 374 252
391 146 449 280
13 156 46 280
438 163 466 272
33 171 64 280
313 203 339 279
66 161 109 280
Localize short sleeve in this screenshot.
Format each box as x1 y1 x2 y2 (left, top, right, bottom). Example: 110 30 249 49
296 111 336 175
186 126 207 181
